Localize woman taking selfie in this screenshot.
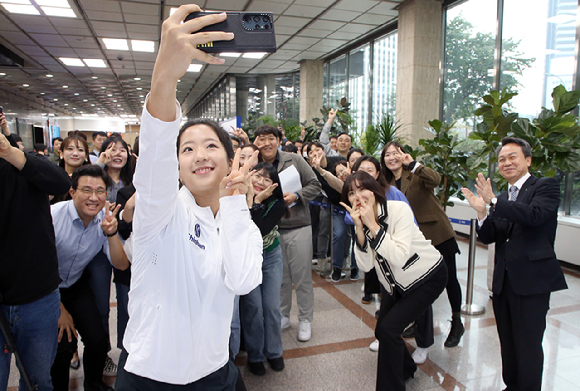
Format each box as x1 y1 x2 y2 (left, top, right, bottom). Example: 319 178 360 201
115 6 263 391
240 162 289 376
340 171 447 391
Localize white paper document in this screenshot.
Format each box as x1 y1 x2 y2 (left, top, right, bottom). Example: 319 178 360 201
278 165 302 208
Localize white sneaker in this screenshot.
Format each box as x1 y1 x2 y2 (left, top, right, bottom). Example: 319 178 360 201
369 339 379 352
412 347 429 364
297 320 311 342
312 258 318 265
281 316 290 330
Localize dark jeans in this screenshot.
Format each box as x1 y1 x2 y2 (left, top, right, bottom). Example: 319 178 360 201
0 289 60 391
116 282 130 350
375 264 447 391
86 250 113 351
116 349 238 391
51 272 108 391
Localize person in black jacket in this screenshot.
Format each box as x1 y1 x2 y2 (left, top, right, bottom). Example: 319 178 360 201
462 137 567 391
239 162 288 376
0 122 71 390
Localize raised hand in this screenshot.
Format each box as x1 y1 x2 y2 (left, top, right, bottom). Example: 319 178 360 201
255 183 278 204
231 126 250 144
149 4 234 122
0 114 8 135
474 172 494 205
461 187 488 219
96 142 115 166
359 197 380 233
340 202 363 230
396 147 414 167
327 108 337 123
219 148 258 198
101 201 122 236
0 133 11 158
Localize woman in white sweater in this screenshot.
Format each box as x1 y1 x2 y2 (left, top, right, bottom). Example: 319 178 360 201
340 171 447 391
116 5 263 391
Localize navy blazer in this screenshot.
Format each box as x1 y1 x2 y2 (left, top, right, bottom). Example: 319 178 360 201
477 175 567 296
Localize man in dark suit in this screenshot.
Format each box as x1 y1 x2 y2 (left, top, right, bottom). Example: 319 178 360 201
462 137 567 391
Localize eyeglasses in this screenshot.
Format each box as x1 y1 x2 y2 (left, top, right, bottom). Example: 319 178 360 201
252 172 273 186
78 187 107 198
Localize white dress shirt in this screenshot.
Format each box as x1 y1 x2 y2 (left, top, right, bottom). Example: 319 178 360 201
122 98 263 384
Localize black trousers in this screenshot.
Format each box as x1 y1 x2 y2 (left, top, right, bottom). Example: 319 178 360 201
493 273 550 391
365 268 382 296
116 349 238 391
51 272 108 391
375 264 447 391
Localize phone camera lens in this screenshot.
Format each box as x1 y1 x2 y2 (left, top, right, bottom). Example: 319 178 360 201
244 15 251 23
262 16 269 22
253 16 260 22
264 24 270 29
255 24 260 29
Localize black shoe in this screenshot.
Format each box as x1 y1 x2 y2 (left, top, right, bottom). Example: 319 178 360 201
444 317 465 347
331 268 342 283
267 357 285 371
84 381 114 391
361 294 372 304
350 268 360 281
402 323 416 339
248 361 266 376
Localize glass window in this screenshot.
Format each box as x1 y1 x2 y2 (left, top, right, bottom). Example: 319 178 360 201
372 32 398 122
348 44 371 134
443 0 497 138
571 172 580 216
500 0 577 118
328 55 347 108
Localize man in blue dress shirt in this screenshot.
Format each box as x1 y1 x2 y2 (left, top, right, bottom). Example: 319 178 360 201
50 165 129 391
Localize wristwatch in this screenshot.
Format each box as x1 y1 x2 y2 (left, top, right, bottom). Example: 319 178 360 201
489 197 498 207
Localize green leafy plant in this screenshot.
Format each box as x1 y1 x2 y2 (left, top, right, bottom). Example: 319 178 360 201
301 97 353 142
361 113 404 156
468 85 580 191
419 120 474 208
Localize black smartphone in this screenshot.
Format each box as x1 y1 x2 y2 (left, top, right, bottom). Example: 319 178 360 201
184 12 276 53
0 106 3 115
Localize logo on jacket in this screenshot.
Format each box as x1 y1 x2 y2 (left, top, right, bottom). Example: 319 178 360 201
195 223 201 238
189 224 205 250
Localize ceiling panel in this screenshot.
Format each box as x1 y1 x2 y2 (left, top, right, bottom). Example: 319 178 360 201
80 0 122 12
297 28 331 39
124 14 159 25
320 9 362 22
334 0 380 12
248 1 290 14
283 4 325 18
274 16 310 28
352 13 391 25
120 2 160 15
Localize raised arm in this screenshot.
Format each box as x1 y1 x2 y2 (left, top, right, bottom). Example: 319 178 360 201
320 108 337 156
134 5 234 239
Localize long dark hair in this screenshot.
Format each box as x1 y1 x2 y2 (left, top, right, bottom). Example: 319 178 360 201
341 170 387 208
251 161 290 218
101 135 134 187
351 155 390 190
380 141 405 184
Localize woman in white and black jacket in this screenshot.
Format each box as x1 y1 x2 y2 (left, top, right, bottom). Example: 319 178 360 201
340 171 447 391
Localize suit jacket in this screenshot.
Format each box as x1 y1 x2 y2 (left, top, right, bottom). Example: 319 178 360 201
276 150 321 230
392 165 455 246
477 175 567 296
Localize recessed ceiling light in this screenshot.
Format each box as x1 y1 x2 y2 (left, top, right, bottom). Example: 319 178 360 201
46 74 53 78
72 107 76 109
113 100 117 103
1 0 31 4
107 94 112 97
36 0 69 6
84 59 107 68
62 85 68 88
91 104 95 106
187 64 202 72
141 101 144 103
134 77 141 81
40 92 45 95
41 6 75 18
22 84 29 87
59 57 84 67
101 87 106 89
136 87 142 90
117 104 121 107
0 73 5 76
64 104 68 106
1 4 40 15
139 95 144 97
74 93 79 95
220 53 241 58
83 99 88 102
53 99 58 101
131 40 155 53
91 76 98 79
242 53 267 59
103 38 129 51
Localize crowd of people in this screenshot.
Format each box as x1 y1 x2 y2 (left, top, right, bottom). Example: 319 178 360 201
0 5 567 391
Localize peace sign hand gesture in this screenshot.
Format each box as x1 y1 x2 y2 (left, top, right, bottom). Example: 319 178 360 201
395 147 414 167
220 148 259 199
96 142 115 166
101 201 122 236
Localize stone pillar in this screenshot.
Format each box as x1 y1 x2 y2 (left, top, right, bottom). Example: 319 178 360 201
299 59 324 126
236 88 248 124
396 0 443 146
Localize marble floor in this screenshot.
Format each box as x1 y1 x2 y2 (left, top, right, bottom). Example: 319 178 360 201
6 236 580 390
